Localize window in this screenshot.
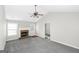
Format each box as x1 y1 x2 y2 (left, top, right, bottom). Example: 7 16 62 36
8 23 18 36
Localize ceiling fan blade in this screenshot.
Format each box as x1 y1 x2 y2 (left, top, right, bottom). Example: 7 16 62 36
30 15 36 17
30 15 36 18
30 15 33 17
36 15 39 18
38 14 43 16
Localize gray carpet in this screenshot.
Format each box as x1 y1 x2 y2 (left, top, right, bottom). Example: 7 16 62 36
2 37 79 53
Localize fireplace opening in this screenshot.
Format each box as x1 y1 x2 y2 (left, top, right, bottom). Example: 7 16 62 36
20 30 29 38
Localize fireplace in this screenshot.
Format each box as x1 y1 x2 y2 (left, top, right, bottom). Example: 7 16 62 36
20 30 29 38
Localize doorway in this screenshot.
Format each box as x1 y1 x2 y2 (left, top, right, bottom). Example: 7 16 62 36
45 23 50 39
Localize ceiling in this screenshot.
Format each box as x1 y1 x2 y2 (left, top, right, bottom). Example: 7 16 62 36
5 5 79 22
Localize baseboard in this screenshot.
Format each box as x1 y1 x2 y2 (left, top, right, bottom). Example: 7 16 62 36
50 39 79 49
37 36 45 39
7 37 19 41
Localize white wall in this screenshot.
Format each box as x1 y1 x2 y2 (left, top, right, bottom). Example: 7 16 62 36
45 23 50 35
7 20 36 41
36 12 79 49
36 18 45 38
18 22 36 37
36 14 51 38
0 6 6 50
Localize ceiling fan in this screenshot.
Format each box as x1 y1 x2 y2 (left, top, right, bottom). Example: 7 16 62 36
31 5 43 18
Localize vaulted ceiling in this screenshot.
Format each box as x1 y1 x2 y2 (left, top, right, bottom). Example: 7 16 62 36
5 5 79 22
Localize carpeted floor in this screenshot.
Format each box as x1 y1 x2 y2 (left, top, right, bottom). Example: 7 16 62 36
1 37 79 53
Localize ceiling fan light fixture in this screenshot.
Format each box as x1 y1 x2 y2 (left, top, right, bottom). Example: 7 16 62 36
30 5 43 18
